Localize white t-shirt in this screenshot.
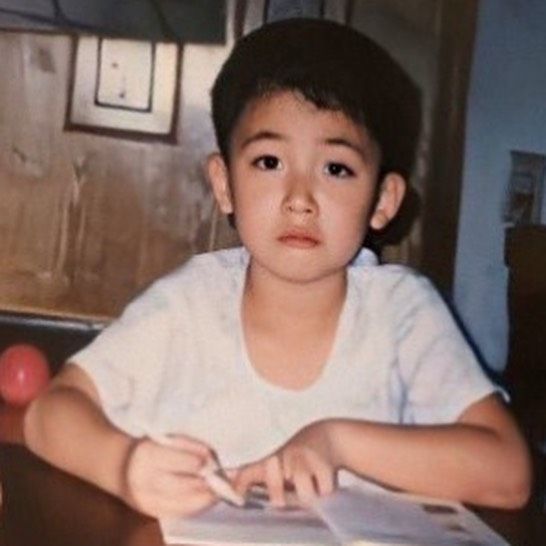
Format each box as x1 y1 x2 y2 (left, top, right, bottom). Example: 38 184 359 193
71 247 499 470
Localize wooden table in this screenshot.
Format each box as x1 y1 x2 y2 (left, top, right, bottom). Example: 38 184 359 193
0 406 544 546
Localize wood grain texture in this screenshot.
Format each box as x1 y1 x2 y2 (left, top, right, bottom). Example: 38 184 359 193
0 32 239 321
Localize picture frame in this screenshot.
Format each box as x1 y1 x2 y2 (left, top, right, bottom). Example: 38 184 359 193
236 0 351 39
65 35 182 143
0 0 226 43
503 150 546 225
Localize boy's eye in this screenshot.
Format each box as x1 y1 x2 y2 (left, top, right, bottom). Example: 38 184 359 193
324 162 355 178
253 155 281 170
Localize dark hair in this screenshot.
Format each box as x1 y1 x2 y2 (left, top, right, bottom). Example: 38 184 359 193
211 18 421 179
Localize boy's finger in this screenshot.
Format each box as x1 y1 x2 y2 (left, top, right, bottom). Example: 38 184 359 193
156 471 211 498
166 491 217 517
292 471 317 505
155 482 217 517
264 456 285 507
313 466 335 497
155 448 209 475
233 462 264 494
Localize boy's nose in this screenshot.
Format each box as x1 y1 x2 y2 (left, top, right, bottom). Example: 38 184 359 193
282 177 317 215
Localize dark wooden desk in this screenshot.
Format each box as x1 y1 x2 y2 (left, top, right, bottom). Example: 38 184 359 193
0 411 544 546
505 226 546 507
0 442 162 546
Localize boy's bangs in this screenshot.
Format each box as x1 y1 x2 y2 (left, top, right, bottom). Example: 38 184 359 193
251 78 370 133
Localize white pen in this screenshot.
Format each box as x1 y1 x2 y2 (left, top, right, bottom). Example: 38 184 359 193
146 432 246 507
199 459 246 507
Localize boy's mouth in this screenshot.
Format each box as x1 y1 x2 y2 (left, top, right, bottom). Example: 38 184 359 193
277 230 320 248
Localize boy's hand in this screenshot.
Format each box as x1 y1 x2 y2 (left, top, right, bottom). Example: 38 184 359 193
121 434 217 518
234 420 340 507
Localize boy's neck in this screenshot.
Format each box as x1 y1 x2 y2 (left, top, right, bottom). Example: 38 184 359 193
243 261 347 325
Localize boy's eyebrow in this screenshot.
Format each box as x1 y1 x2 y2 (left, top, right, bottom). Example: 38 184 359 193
323 137 369 160
240 130 284 149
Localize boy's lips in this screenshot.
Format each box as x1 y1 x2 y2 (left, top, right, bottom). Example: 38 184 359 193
277 230 320 248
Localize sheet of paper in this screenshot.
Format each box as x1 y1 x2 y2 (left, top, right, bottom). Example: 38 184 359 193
160 502 338 545
314 487 509 546
160 486 510 546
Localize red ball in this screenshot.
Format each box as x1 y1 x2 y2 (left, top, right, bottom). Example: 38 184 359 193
0 344 50 406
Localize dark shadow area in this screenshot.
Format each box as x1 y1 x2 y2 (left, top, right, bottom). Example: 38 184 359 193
0 313 102 374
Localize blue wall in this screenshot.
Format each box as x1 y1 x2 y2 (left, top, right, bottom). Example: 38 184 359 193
454 0 546 371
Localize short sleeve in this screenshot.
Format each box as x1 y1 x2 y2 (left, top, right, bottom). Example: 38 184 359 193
69 284 173 436
394 274 502 424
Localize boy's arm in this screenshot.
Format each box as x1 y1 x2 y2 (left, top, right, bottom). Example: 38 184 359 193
235 394 532 509
24 365 216 517
24 365 132 497
330 394 532 508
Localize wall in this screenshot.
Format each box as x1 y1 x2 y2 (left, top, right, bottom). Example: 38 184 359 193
0 0 462 324
0 4 239 322
454 0 546 371
0 0 443 323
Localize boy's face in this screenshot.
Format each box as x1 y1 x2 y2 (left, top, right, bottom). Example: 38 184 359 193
208 91 405 285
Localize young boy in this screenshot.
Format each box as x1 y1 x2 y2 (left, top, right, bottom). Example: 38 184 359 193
24 19 531 519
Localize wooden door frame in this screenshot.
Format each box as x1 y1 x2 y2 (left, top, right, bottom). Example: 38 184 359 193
420 0 479 296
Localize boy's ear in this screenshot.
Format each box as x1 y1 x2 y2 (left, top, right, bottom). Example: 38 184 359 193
369 173 406 230
206 153 234 214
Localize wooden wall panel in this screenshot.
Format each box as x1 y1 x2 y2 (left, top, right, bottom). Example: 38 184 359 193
0 31 239 321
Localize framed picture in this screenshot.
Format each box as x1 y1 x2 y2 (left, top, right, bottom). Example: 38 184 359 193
503 150 546 225
236 0 351 38
65 36 181 143
0 0 226 43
